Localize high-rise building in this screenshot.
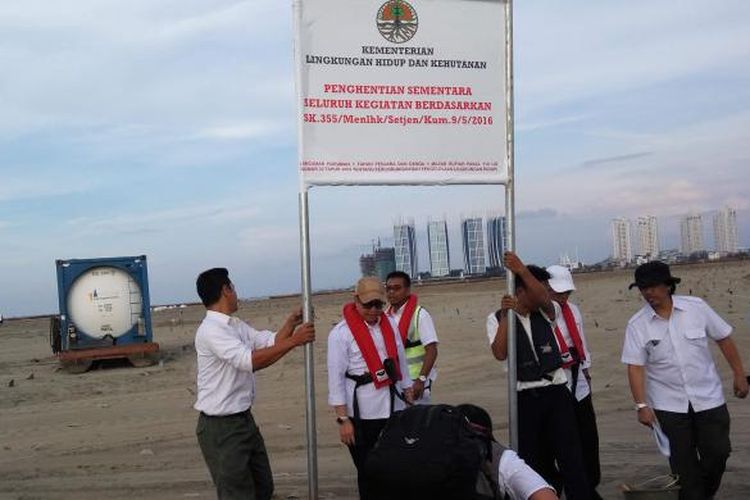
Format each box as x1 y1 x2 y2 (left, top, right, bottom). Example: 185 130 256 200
374 246 396 281
486 215 506 270
610 217 632 264
359 254 376 277
636 215 660 260
680 213 704 256
427 220 450 277
360 239 396 280
714 207 739 254
393 221 418 279
461 217 486 275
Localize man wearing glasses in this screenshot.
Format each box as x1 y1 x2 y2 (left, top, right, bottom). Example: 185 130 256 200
385 270 439 403
327 276 413 500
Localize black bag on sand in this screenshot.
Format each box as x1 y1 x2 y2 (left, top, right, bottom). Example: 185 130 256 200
366 404 495 500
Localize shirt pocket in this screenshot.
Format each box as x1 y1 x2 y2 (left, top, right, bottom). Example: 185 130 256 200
683 327 708 348
644 336 669 364
684 328 706 340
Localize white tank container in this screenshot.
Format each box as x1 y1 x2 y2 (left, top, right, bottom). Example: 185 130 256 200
66 266 143 338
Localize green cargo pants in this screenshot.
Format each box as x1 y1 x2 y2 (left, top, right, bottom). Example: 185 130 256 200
196 409 274 500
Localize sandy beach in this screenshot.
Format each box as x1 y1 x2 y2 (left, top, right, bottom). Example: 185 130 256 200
1 260 749 499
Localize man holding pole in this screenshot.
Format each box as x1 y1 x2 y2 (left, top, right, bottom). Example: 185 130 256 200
486 252 590 500
193 267 315 500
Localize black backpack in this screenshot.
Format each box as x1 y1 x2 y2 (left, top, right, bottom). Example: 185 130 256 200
366 404 503 500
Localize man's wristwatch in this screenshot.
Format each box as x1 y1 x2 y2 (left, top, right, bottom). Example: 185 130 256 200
417 375 428 383
336 415 350 425
635 402 649 411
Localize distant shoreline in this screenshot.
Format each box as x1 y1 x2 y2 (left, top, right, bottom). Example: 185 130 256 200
2 256 747 322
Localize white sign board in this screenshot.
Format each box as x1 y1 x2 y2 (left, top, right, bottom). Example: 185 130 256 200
295 0 508 186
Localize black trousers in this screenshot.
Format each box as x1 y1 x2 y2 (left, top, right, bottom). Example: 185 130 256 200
655 404 731 500
196 410 274 500
575 394 602 491
347 418 388 500
518 384 591 500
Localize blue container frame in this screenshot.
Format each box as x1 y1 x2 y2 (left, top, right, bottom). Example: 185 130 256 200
55 255 153 351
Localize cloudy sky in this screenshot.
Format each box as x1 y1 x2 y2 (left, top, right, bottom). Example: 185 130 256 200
1 0 749 317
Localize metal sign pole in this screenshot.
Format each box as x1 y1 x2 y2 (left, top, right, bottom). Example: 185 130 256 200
299 188 319 499
504 0 518 452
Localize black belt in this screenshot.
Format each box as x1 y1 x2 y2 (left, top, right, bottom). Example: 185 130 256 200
519 383 566 398
200 407 252 419
345 372 396 420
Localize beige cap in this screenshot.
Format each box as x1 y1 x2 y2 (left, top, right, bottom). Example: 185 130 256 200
355 277 385 303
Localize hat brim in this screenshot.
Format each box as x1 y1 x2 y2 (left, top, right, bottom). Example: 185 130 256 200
629 277 681 290
356 290 385 303
549 280 576 293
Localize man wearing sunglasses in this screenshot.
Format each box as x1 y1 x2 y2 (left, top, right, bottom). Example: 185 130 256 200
327 276 413 500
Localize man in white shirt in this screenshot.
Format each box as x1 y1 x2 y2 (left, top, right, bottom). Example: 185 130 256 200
546 265 602 500
193 267 315 500
487 252 590 500
385 271 438 403
622 261 748 500
457 404 559 500
328 276 412 500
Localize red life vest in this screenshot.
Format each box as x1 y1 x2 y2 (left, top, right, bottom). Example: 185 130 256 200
343 302 402 389
390 294 419 344
552 302 586 369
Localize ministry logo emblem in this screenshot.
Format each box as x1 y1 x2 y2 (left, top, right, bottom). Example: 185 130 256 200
376 0 418 44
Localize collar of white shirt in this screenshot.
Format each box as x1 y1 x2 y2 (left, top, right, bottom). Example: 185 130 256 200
205 310 238 326
646 296 688 321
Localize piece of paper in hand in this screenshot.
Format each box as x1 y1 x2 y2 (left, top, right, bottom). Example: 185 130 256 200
652 421 670 457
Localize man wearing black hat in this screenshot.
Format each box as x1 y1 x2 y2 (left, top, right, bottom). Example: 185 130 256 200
621 261 748 500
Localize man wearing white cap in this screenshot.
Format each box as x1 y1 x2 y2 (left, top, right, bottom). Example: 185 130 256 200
328 276 413 500
546 265 602 500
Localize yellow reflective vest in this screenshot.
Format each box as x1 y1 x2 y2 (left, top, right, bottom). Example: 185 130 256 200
404 305 427 380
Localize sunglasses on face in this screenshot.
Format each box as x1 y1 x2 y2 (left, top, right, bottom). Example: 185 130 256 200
360 300 385 310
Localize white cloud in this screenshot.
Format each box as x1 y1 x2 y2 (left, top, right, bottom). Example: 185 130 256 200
195 121 287 141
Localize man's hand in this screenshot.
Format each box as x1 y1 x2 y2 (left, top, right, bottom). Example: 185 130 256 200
503 251 526 275
291 322 315 346
339 420 355 446
286 307 304 328
411 379 424 400
637 406 657 428
403 386 415 405
500 294 518 314
733 373 749 398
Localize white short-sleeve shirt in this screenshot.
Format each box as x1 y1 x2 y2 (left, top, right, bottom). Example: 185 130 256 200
498 448 557 500
194 310 276 416
327 314 413 419
621 295 732 413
